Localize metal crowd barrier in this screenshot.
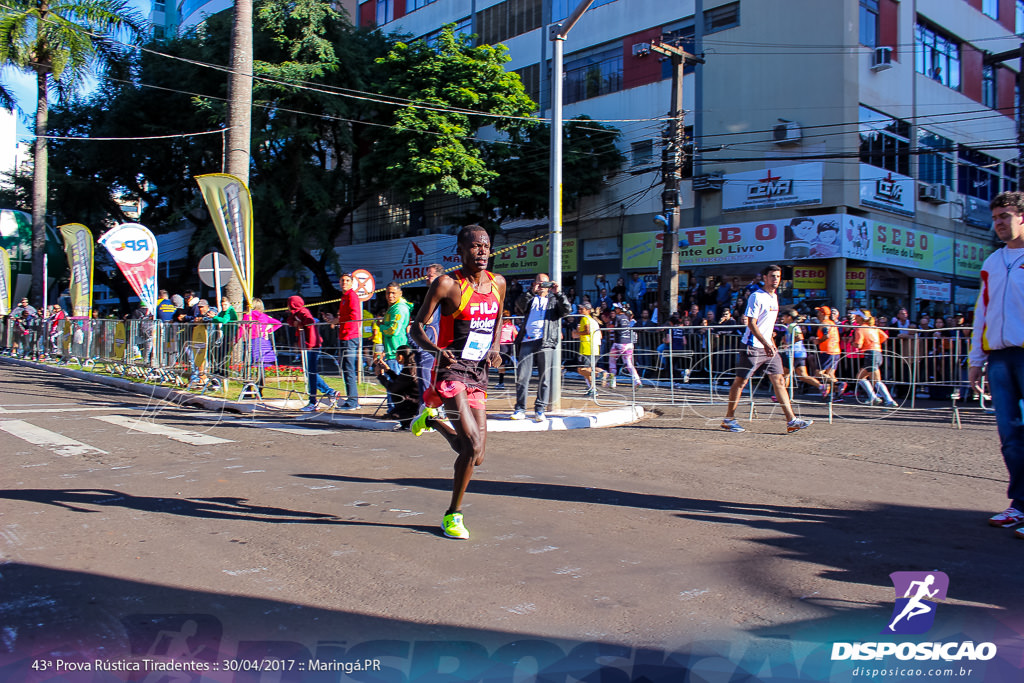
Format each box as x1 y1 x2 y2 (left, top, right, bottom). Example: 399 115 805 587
534 319 984 426
0 310 989 428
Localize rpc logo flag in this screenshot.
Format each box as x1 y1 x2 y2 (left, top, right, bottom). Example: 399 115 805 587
883 571 949 635
98 223 158 312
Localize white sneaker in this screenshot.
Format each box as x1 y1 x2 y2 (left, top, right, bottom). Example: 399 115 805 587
510 409 527 420
300 403 319 412
533 411 546 422
787 418 813 433
988 506 1024 528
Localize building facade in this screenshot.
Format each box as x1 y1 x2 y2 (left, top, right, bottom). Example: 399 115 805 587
352 0 1021 317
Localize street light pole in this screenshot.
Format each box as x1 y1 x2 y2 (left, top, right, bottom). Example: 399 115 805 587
548 0 594 410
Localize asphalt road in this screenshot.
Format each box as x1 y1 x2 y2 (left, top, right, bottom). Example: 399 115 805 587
1 362 1022 682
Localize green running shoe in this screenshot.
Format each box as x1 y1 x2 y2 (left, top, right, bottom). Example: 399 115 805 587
442 512 469 539
411 407 437 436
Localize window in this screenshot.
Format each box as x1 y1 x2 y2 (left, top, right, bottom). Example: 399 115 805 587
552 0 615 23
859 106 910 175
631 140 653 168
477 0 543 45
915 23 960 90
704 2 739 33
153 25 166 39
860 0 879 48
958 146 999 201
983 65 997 108
1018 0 1024 34
514 63 540 105
1005 162 1019 192
408 0 437 10
983 0 999 20
659 21 696 79
563 45 623 104
421 17 473 47
917 130 954 188
376 0 393 26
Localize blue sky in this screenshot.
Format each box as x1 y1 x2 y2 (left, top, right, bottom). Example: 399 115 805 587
4 0 151 140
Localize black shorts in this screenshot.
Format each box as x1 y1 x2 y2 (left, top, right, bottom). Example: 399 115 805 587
863 350 882 372
735 346 784 379
820 354 840 371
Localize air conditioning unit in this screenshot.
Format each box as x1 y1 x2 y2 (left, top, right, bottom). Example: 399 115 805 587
692 172 724 191
918 182 949 204
871 46 893 72
772 119 802 145
632 42 651 57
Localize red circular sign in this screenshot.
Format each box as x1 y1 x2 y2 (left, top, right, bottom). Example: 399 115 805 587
351 268 376 302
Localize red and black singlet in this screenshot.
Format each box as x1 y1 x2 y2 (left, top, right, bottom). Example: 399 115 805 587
435 269 501 389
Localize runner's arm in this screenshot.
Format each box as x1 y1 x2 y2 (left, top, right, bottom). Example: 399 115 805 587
410 275 454 361
487 274 508 368
747 316 775 355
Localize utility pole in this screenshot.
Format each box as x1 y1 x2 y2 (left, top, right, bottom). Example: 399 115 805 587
650 40 703 324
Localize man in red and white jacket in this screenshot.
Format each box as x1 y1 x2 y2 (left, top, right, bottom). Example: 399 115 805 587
970 191 1024 535
336 273 362 410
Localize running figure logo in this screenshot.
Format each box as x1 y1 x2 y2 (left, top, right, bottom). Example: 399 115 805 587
883 571 949 635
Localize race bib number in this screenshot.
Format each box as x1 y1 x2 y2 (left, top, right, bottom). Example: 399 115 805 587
462 330 493 361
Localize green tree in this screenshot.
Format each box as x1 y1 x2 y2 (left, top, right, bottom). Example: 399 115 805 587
0 0 145 301
42 12 621 300
373 26 537 200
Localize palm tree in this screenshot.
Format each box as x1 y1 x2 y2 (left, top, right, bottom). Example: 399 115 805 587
0 0 145 301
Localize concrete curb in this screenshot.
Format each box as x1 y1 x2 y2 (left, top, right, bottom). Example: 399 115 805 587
486 405 645 431
2 357 645 431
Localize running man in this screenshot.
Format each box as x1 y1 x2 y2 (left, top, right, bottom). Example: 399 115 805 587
409 225 506 540
887 574 939 632
721 264 813 434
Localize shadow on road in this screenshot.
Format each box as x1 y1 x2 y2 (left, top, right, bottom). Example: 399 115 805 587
0 488 440 536
296 473 1024 616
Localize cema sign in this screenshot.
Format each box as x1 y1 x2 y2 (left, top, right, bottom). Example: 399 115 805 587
721 162 823 212
859 164 915 217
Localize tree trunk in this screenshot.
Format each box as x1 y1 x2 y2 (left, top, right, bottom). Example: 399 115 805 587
30 70 48 304
223 0 252 310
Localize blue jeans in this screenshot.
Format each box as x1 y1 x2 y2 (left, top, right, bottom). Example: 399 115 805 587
304 349 334 404
385 358 402 411
339 338 359 406
415 348 435 408
515 341 553 413
987 347 1024 510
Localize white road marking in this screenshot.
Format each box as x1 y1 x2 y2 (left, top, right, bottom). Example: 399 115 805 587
0 406 133 415
91 414 233 446
0 420 108 457
192 413 327 435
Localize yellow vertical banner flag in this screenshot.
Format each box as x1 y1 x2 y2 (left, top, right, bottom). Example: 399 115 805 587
195 173 253 304
59 223 94 317
0 247 10 316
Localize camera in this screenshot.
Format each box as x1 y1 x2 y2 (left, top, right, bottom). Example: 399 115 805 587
539 281 554 288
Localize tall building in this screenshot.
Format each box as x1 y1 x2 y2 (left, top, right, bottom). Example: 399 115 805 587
354 0 1020 316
